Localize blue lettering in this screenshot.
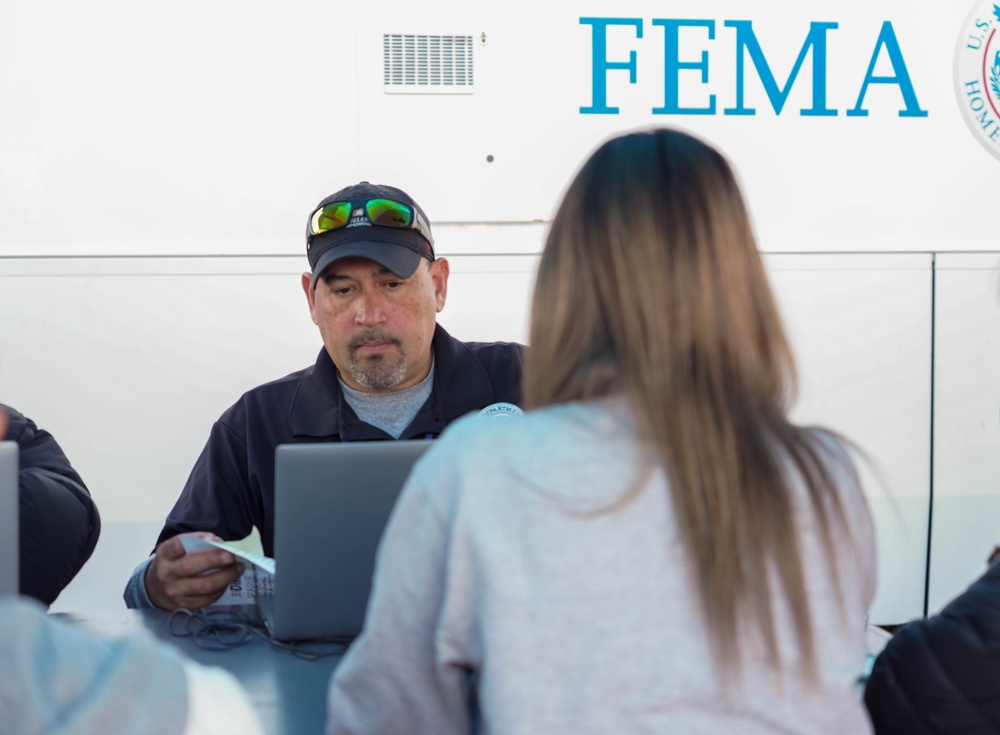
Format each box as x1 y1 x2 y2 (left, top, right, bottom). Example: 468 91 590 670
723 21 838 116
652 19 716 115
847 22 928 118
580 17 643 115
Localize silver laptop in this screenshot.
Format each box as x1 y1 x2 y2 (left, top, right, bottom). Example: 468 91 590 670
0 442 19 596
259 440 430 642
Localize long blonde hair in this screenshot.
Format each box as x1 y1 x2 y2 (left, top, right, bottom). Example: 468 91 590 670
524 128 852 678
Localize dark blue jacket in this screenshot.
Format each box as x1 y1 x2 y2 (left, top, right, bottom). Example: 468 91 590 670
2 405 101 606
864 560 1000 733
152 325 523 557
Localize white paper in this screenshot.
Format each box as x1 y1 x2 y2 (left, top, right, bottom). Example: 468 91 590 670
179 536 275 603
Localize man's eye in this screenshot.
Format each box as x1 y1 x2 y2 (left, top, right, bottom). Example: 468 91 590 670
384 281 403 290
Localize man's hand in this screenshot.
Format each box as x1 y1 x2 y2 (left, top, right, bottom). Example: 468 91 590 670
145 532 244 611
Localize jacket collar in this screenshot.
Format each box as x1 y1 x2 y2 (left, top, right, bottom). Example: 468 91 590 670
288 324 497 439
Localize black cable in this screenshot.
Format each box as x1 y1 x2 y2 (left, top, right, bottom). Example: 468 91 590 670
168 608 350 660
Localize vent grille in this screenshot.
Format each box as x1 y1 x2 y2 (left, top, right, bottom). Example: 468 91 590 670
383 34 475 94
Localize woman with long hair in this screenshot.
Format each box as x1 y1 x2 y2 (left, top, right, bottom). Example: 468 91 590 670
326 128 877 734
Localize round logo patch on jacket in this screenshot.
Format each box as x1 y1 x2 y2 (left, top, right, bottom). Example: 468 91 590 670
478 402 524 418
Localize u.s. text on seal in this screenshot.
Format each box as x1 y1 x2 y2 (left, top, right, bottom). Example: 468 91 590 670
956 2 1000 161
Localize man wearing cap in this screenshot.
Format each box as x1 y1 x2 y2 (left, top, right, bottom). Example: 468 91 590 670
124 182 523 611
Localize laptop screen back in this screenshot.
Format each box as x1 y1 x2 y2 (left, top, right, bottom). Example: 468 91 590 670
267 440 430 641
0 442 19 597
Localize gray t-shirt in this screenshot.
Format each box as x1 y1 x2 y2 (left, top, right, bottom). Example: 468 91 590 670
339 361 434 439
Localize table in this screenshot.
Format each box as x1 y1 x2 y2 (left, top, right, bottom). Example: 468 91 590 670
63 608 344 735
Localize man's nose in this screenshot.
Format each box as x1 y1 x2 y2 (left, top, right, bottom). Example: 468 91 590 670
353 290 387 325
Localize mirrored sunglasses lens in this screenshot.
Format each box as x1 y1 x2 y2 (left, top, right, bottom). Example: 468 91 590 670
313 202 352 233
366 199 413 228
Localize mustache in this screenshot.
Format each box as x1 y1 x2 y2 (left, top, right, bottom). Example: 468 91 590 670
348 330 402 351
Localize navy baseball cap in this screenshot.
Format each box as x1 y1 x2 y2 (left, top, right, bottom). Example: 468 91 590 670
305 182 435 288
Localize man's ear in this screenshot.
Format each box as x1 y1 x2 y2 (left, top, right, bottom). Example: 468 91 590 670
430 258 449 313
301 272 319 324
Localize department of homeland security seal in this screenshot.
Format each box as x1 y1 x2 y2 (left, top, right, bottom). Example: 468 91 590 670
478 402 524 418
955 2 1000 161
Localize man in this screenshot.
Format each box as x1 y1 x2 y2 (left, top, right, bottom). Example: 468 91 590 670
863 547 1000 733
1 403 101 607
124 182 523 610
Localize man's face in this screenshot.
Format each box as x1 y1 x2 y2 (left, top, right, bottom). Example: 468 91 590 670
302 256 449 392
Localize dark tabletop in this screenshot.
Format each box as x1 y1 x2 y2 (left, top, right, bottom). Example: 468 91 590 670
63 607 345 735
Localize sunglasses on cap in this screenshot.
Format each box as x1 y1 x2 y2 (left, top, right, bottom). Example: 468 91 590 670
308 198 434 247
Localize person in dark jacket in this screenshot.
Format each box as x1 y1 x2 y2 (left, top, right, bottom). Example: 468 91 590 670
0 404 101 606
125 181 523 612
864 550 1000 733
0 414 260 732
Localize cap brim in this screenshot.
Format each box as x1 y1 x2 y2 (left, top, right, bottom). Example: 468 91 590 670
310 239 425 288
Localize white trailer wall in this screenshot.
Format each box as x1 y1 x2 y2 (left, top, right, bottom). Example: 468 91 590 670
1 1 998 617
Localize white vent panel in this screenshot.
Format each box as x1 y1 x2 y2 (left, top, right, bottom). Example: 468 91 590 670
383 34 475 94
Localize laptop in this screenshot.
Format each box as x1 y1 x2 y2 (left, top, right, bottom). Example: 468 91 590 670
0 442 19 596
259 440 430 642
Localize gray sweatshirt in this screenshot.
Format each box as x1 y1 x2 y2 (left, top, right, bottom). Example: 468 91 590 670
327 399 877 734
0 597 263 735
